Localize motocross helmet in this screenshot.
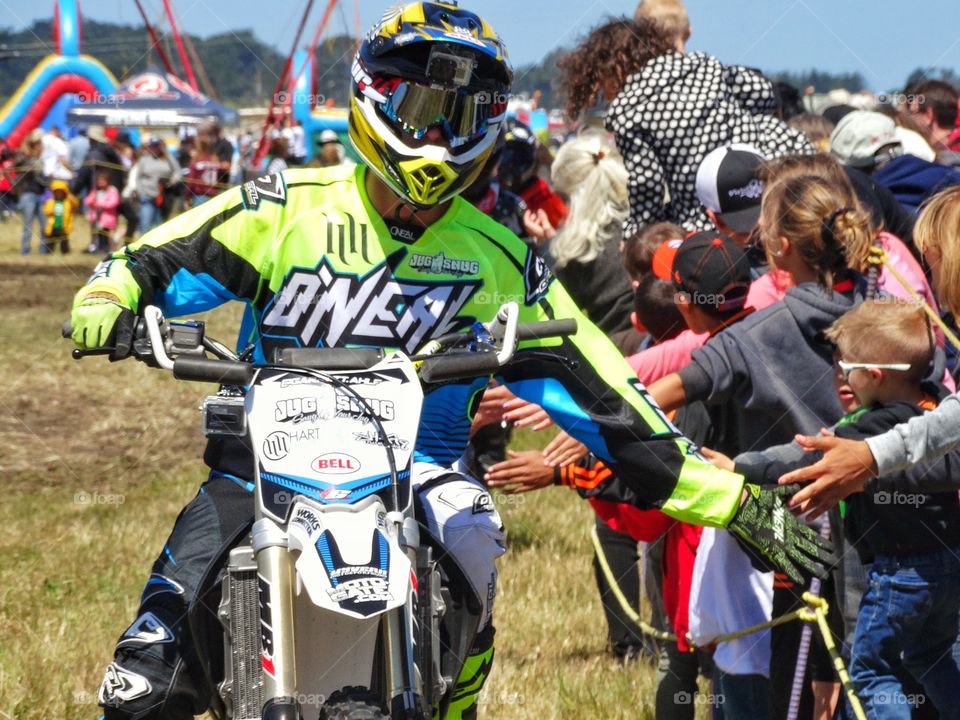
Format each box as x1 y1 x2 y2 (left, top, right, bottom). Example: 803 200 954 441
349 2 513 208
497 118 538 194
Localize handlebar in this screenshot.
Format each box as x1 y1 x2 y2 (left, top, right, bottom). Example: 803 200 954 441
63 306 578 385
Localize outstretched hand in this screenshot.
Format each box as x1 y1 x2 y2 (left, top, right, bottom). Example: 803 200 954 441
542 431 588 467
778 431 877 519
484 450 554 494
501 397 554 431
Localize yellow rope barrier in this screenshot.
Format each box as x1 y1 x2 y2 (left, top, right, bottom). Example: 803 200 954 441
590 524 868 719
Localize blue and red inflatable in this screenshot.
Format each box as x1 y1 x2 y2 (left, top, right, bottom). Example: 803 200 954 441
0 0 117 148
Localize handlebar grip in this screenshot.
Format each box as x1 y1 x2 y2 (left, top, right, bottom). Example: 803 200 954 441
420 352 501 384
516 319 578 341
173 356 254 385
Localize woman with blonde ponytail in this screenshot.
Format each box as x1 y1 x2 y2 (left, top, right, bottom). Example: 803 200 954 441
541 131 635 334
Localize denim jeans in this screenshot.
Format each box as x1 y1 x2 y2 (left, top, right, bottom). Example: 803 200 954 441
18 192 44 254
712 670 770 720
850 548 960 720
138 199 163 235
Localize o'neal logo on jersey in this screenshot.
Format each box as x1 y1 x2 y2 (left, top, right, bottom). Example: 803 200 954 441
261 252 481 353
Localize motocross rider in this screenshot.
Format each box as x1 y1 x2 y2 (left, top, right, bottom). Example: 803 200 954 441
70 3 833 719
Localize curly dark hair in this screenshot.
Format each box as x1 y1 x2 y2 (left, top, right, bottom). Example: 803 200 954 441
558 17 674 120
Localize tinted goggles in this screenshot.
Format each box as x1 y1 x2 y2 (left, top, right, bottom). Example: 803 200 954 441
379 78 505 147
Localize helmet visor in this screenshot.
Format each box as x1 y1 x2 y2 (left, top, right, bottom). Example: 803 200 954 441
380 79 506 147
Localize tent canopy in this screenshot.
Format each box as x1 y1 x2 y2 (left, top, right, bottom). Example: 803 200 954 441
67 66 238 128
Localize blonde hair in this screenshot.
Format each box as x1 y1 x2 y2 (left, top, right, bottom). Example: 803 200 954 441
635 0 691 46
549 132 629 269
760 168 874 286
826 300 934 383
914 186 960 313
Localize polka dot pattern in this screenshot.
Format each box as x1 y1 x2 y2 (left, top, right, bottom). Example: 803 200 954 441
605 51 815 237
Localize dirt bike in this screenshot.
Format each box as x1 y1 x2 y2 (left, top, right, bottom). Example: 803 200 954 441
68 303 575 720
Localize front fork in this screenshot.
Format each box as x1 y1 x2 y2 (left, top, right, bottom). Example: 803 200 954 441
252 513 428 720
252 518 300 720
383 512 427 718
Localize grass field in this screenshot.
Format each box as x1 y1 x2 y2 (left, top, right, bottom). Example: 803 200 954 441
0 216 702 719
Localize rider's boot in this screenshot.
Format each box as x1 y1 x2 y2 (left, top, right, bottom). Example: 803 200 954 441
441 625 495 720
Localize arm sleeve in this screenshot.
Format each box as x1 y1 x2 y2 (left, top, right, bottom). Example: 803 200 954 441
865 393 960 474
677 334 747 407
871 448 960 494
74 182 277 317
495 244 744 528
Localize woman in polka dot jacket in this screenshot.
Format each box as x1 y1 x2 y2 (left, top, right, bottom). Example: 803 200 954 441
560 17 815 237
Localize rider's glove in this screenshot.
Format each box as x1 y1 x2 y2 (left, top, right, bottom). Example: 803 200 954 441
727 483 836 585
71 293 135 360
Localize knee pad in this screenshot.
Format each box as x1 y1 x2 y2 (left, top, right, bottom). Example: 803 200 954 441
414 466 505 629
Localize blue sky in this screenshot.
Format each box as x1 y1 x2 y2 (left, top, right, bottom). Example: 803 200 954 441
7 0 960 91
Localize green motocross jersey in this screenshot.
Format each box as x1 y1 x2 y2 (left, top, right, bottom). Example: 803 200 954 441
79 164 743 527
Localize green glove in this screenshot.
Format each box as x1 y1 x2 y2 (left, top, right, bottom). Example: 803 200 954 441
727 483 836 585
71 295 135 359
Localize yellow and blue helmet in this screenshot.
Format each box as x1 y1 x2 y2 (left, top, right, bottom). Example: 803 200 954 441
349 2 513 208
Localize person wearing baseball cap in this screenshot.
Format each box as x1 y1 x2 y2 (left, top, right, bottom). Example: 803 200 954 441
695 144 766 247
671 230 753 334
831 111 960 213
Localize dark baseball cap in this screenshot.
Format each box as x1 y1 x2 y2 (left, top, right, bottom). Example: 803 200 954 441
672 231 751 312
695 144 766 234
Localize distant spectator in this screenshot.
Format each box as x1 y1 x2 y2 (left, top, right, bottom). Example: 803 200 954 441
131 136 181 234
185 134 223 206
84 172 120 254
499 120 568 236
634 0 690 51
543 131 635 334
197 120 234 186
68 127 90 174
41 125 73 180
560 17 814 237
264 137 289 175
0 140 16 220
14 131 47 255
287 119 307 166
176 134 196 170
788 113 834 153
41 179 79 254
314 129 350 168
831 110 960 213
904 79 960 166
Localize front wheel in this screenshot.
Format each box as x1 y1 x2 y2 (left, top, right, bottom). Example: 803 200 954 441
318 687 389 720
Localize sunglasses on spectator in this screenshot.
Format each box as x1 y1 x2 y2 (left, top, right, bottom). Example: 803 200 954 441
836 360 911 382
